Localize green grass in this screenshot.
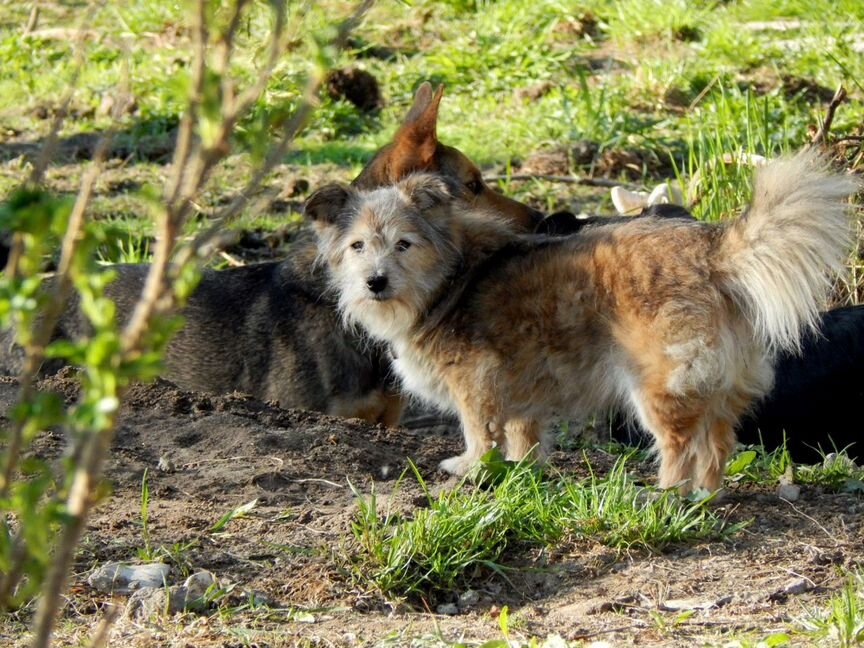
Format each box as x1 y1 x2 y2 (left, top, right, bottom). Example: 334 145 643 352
1 0 860 285
349 453 741 601
799 571 864 647
725 441 864 493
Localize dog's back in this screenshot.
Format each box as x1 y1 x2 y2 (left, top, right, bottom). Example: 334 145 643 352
18 258 388 418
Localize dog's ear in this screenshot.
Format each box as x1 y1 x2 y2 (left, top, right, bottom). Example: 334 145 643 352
399 174 453 211
535 211 588 236
402 82 444 127
391 83 444 176
304 184 353 226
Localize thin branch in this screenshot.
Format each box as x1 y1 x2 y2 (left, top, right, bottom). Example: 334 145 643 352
809 85 847 147
2 4 101 284
164 0 208 209
231 2 287 118
0 135 113 499
27 3 102 188
217 0 252 112
29 0 375 633
20 132 114 642
26 75 129 644
0 77 120 514
484 173 639 190
85 604 120 648
30 408 120 648
156 0 374 301
24 4 40 34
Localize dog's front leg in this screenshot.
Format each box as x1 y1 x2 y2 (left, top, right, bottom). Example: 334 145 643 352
439 402 498 476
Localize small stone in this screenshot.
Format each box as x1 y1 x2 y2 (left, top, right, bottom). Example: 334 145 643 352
183 571 216 599
169 571 216 613
824 453 857 471
125 586 167 620
124 571 217 619
157 455 175 472
783 577 810 595
777 483 801 501
88 562 171 594
436 603 459 615
458 589 480 609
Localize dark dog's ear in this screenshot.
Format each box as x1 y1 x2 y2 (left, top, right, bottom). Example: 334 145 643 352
399 174 452 211
304 184 353 225
535 211 585 236
638 203 696 221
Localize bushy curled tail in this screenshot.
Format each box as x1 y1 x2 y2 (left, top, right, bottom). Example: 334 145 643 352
719 148 860 354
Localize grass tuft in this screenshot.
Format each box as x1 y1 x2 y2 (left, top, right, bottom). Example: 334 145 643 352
349 453 741 600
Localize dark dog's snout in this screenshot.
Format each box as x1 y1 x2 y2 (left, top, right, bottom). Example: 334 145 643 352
366 274 389 294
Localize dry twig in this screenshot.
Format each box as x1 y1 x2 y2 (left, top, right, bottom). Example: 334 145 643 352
809 85 847 147
483 173 639 190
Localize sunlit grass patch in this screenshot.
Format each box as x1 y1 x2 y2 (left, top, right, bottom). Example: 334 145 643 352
349 453 741 601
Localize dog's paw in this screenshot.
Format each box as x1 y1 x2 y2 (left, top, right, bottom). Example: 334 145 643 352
438 454 475 476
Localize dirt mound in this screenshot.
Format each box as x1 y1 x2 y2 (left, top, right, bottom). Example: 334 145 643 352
326 68 383 113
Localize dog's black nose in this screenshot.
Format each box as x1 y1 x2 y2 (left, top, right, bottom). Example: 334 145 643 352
366 275 388 294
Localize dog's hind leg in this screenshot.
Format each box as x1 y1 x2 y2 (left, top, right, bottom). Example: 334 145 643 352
503 418 545 464
693 418 737 492
376 389 405 428
629 388 706 494
693 389 755 490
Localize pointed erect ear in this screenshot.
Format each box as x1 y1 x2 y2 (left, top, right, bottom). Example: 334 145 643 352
392 83 444 172
399 174 453 211
402 82 444 126
304 184 353 225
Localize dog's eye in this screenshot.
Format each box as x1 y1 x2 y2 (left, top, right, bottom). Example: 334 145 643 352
395 239 412 251
465 179 484 195
351 241 364 252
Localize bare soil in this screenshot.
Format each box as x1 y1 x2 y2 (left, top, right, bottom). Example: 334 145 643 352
1 371 862 647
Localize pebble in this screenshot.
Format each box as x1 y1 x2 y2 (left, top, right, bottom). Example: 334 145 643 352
124 570 216 619
783 577 810 595
458 589 480 609
436 603 459 615
777 483 801 501
87 562 171 594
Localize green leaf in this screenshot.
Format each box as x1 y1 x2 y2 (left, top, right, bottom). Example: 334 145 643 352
470 446 517 487
761 631 791 647
498 605 509 639
210 499 258 533
726 450 757 476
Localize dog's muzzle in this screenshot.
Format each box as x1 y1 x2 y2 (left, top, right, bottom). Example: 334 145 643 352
366 274 389 296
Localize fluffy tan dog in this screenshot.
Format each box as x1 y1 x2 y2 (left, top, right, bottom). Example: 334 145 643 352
307 150 858 493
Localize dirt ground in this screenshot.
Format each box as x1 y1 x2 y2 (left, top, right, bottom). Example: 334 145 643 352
1 371 862 647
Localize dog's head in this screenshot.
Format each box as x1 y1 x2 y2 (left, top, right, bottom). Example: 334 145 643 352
352 82 543 232
306 174 461 341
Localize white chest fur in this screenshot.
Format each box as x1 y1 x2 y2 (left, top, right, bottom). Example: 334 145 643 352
391 341 456 414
